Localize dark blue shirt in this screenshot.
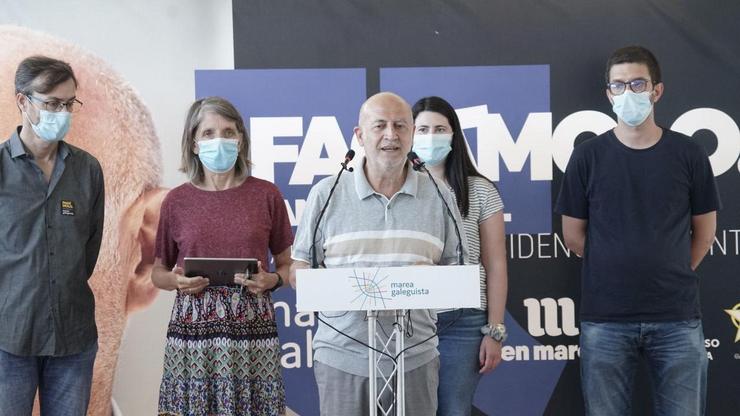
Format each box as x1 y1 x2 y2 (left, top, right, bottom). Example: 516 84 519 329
555 128 721 322
0 127 104 356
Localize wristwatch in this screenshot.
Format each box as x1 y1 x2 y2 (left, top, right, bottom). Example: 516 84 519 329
480 323 507 342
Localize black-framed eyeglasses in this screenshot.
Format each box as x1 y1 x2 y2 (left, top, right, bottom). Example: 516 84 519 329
26 94 84 113
606 79 651 95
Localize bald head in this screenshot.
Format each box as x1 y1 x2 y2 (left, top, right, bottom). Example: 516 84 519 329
358 92 412 126
354 91 414 176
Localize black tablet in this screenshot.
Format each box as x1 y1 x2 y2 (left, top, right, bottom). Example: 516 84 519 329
183 257 258 286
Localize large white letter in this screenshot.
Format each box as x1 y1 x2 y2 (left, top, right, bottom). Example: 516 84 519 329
456 105 489 171
671 108 740 176
552 111 615 173
291 116 351 185
250 117 302 182
524 297 544 337
477 113 553 181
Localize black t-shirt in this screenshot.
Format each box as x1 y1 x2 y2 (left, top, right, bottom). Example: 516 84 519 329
555 128 721 322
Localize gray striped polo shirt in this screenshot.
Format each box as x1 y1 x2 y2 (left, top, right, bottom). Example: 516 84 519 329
293 158 467 376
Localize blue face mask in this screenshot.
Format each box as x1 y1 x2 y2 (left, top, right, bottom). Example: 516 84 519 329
612 91 653 127
197 138 240 173
413 133 453 166
25 109 71 142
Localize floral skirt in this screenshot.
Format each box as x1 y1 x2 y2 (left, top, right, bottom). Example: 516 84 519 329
158 286 285 416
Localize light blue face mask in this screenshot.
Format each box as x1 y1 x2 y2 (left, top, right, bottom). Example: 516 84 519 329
612 91 653 127
413 133 453 166
25 109 72 142
197 138 240 173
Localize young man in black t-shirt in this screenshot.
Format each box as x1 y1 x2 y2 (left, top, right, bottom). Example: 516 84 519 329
556 46 721 416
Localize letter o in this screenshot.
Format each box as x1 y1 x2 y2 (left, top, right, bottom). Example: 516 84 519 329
552 111 616 172
671 108 740 176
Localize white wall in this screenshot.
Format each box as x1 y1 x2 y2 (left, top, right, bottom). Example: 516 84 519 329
0 1 234 414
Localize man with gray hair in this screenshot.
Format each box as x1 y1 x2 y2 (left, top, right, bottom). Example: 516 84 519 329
0 55 104 415
290 92 466 415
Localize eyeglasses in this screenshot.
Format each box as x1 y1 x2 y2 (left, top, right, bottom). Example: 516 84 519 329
26 94 84 113
606 79 651 95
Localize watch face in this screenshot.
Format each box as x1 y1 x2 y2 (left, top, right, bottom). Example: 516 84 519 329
492 324 507 342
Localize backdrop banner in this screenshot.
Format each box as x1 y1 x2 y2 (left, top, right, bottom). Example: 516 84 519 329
220 1 739 414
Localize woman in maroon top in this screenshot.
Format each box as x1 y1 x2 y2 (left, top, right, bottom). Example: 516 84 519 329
151 97 293 416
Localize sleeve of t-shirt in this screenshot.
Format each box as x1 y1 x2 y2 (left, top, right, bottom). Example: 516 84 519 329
292 180 326 265
440 185 470 265
554 146 589 219
268 185 294 255
154 193 178 269
478 179 504 224
689 145 722 215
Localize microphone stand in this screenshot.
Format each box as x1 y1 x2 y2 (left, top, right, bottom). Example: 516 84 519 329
310 155 354 269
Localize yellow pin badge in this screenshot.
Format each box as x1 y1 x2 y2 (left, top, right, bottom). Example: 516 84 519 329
61 200 75 216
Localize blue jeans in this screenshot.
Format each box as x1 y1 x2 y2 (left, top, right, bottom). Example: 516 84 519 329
436 308 487 416
0 341 97 416
580 320 707 416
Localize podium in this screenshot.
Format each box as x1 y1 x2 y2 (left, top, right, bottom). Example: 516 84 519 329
297 264 480 416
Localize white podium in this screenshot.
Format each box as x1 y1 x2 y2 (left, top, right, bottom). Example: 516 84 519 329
296 264 479 416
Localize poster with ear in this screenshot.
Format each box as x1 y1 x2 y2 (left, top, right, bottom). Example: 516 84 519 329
0 25 165 415
0 2 233 414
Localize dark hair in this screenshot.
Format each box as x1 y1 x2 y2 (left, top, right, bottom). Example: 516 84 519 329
15 55 78 95
412 96 494 218
605 45 662 85
180 96 251 182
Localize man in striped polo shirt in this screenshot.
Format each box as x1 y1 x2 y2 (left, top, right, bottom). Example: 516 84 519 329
291 92 467 416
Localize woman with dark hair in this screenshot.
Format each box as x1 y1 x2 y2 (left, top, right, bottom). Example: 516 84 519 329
151 97 292 415
412 96 508 416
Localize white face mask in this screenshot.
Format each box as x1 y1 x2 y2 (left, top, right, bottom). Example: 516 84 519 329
24 109 72 142
197 138 239 173
412 133 453 166
612 91 653 127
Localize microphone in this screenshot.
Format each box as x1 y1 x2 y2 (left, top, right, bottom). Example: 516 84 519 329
341 149 355 172
406 151 464 265
310 149 356 268
407 151 425 171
